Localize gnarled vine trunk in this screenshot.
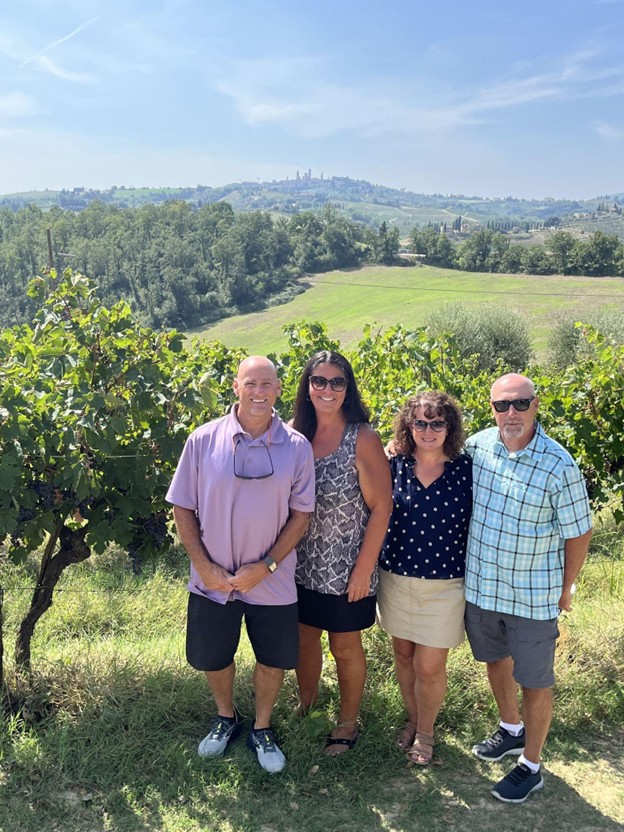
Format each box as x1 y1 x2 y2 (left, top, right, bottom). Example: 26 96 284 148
15 525 91 670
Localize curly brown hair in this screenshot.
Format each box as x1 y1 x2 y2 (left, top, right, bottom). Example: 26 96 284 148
393 390 465 459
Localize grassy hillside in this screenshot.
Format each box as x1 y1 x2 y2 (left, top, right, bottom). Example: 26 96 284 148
192 265 624 356
1 544 622 831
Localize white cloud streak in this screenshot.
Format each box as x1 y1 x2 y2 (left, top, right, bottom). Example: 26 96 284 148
19 16 99 68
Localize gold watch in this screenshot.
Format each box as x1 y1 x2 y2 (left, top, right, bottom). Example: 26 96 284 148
262 556 278 573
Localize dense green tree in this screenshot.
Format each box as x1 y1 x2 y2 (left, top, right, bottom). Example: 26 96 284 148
410 227 455 267
500 243 525 273
456 229 501 272
572 232 624 277
521 245 555 275
376 221 400 265
547 230 576 274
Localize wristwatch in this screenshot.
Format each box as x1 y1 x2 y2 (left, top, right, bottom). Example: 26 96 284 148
262 556 278 573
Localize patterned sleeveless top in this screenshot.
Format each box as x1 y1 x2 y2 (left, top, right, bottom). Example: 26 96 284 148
295 423 375 596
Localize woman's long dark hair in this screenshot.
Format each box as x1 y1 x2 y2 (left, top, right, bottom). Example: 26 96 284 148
291 351 370 441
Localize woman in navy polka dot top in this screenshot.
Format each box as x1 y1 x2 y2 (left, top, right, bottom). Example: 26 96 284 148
377 391 472 765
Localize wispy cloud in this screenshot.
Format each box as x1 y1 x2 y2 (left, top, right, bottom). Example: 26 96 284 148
19 16 99 68
215 48 624 138
28 55 94 83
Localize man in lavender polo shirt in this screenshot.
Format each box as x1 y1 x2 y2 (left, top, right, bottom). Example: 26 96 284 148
167 356 314 773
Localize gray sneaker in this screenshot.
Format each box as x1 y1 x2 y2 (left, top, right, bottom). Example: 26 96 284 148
472 726 525 761
198 709 242 758
247 726 286 773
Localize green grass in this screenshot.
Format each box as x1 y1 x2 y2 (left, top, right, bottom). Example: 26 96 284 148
192 265 624 357
1 539 623 832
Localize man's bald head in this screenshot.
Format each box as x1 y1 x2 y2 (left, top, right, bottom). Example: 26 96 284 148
236 355 278 383
490 373 535 401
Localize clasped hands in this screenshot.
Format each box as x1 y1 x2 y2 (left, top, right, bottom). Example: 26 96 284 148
203 561 270 594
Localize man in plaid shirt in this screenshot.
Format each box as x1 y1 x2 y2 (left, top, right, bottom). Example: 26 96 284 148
464 373 592 804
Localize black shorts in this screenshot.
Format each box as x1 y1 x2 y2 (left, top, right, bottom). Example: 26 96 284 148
186 592 299 671
297 584 376 633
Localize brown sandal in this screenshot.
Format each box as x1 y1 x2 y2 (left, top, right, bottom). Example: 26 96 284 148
396 721 418 752
407 732 435 765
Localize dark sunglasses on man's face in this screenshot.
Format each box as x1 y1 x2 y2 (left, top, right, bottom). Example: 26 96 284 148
309 375 347 392
491 396 535 413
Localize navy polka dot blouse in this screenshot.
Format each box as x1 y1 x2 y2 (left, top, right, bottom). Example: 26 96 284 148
380 454 472 580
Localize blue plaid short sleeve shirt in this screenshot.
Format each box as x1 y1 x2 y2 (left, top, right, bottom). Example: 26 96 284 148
464 423 592 620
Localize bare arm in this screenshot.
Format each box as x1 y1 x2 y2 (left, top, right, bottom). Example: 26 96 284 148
558 528 592 611
229 508 311 593
172 505 234 593
347 427 393 603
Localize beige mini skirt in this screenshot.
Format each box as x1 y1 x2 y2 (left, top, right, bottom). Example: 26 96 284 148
377 569 465 648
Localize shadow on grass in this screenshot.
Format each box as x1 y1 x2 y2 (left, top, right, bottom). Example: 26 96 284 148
1 657 622 832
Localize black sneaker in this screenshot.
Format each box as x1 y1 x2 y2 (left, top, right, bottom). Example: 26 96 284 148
492 763 544 803
247 726 286 773
198 709 242 758
472 726 525 761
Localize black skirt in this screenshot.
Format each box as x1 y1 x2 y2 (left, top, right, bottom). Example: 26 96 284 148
297 584 376 633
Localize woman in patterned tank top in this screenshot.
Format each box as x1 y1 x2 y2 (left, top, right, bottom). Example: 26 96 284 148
292 351 392 755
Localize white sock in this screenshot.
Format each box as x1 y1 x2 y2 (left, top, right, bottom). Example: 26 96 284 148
500 720 524 736
519 753 540 773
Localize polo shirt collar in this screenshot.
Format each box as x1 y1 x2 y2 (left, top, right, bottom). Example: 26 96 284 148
228 405 286 443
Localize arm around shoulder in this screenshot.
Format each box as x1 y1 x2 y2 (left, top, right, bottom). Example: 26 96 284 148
347 426 393 602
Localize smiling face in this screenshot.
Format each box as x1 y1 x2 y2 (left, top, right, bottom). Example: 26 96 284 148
410 405 448 458
308 361 348 418
490 373 538 451
233 356 281 434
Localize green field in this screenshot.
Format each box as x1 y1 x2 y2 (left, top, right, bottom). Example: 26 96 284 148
1 546 622 832
192 265 624 357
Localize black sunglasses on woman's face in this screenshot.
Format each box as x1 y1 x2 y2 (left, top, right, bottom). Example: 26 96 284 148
309 375 347 392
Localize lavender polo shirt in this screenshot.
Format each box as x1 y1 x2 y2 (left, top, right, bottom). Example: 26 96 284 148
166 406 315 606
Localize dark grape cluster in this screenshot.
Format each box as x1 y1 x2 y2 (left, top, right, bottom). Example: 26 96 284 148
11 506 37 546
17 506 37 524
30 480 57 510
127 513 169 575
144 513 168 549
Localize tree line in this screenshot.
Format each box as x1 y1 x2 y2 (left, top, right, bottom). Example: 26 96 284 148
410 227 624 276
0 202 400 331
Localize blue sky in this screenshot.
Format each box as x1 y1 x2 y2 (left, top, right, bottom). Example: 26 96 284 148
1 0 623 199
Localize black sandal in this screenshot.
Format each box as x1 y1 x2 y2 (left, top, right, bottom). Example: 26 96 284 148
324 727 359 755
